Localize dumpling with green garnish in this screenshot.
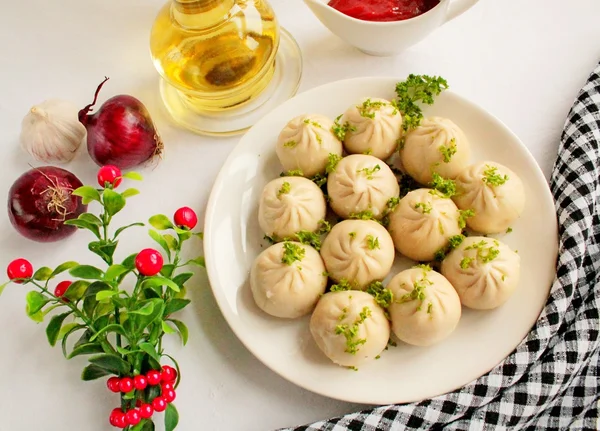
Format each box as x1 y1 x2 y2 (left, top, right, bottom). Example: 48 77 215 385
340 98 402 160
327 154 399 220
387 266 461 347
400 117 471 185
250 241 328 319
441 236 520 310
258 176 327 241
387 188 464 262
452 161 525 234
276 114 343 178
320 219 395 290
310 290 390 367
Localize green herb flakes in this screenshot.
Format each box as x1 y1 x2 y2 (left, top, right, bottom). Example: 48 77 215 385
331 115 355 141
460 257 473 269
277 181 291 198
366 235 380 250
395 74 449 132
439 138 457 163
415 202 433 214
281 242 305 266
430 172 457 198
349 210 376 221
482 165 509 187
335 306 372 355
458 209 475 229
465 240 500 263
349 232 357 239
326 153 343 174
386 197 401 212
366 281 394 309
358 99 387 119
303 118 322 129
283 140 297 148
357 164 381 180
285 169 304 177
330 279 354 292
506 227 513 233
427 302 433 314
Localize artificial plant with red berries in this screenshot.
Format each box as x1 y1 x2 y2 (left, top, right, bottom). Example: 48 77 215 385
2 165 204 431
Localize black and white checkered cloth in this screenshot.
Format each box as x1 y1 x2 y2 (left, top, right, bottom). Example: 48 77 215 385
281 62 600 431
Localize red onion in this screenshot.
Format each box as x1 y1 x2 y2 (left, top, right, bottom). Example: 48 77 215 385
79 77 163 169
7 166 87 242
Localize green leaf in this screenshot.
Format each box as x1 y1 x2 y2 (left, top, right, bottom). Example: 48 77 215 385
88 354 131 375
170 319 189 345
82 281 111 317
123 171 143 181
162 320 176 334
89 324 128 342
61 325 86 358
130 301 155 316
0 281 9 297
69 265 104 280
26 291 50 316
68 343 105 359
57 323 81 342
164 299 191 316
176 229 192 242
122 253 138 270
96 290 117 301
33 267 53 281
78 213 103 226
64 280 91 302
195 231 204 240
121 188 140 199
114 222 144 238
88 241 118 264
131 420 152 431
143 277 180 293
172 273 193 288
46 312 72 346
81 364 112 381
103 189 126 217
149 229 171 259
51 261 79 277
149 214 173 230
72 186 101 204
165 403 179 431
64 219 101 239
189 256 205 268
95 301 115 319
132 299 165 335
142 288 161 299
160 264 175 278
138 342 161 364
163 234 178 250
104 264 129 281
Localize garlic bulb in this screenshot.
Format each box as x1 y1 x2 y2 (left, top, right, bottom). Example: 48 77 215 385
20 99 87 163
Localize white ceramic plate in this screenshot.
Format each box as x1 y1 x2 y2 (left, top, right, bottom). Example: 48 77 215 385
203 77 558 405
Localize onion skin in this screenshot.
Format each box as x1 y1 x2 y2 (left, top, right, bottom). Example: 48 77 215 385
8 166 87 243
80 78 163 170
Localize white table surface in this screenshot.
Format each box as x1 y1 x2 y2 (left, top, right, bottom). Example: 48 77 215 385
0 1 599 430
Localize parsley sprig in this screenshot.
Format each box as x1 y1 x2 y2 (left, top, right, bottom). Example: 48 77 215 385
395 74 449 132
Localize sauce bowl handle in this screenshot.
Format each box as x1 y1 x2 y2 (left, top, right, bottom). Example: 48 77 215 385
445 0 480 22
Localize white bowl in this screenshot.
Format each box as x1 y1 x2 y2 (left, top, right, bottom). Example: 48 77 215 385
303 0 479 56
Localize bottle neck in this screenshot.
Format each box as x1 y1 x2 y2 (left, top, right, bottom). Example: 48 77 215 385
173 0 236 28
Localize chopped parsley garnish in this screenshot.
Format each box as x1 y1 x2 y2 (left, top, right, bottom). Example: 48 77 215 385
433 234 465 262
322 271 330 277
349 210 376 221
439 138 457 163
415 264 432 272
357 164 381 180
331 114 356 141
458 209 475 229
366 281 394 309
506 227 513 233
465 240 500 263
311 173 327 187
283 140 297 148
349 232 356 239
366 235 380 250
277 181 291 198
430 172 457 198
400 276 433 308
281 242 305 266
415 202 433 214
434 249 447 262
449 234 466 249
338 306 348 321
460 257 473 269
363 149 373 155
396 137 405 151
427 302 433 314
326 153 343 174
482 165 509 187
284 169 304 177
395 74 449 132
387 197 401 212
335 306 371 355
293 220 331 251
358 99 387 119
303 118 322 129
330 279 354 292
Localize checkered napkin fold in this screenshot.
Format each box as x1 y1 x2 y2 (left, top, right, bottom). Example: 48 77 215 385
280 62 600 431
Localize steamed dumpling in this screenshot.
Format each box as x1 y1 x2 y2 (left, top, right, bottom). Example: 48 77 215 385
258 176 327 240
327 154 399 219
387 188 462 262
250 241 327 318
441 236 520 310
453 161 526 234
310 290 390 367
342 98 402 160
400 117 470 185
276 114 343 177
387 266 461 346
320 220 395 289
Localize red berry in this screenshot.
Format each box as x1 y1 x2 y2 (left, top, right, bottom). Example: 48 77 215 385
146 370 161 386
161 382 174 392
161 365 177 383
139 403 154 419
173 206 198 230
110 409 127 428
135 249 163 276
125 409 141 426
163 389 176 403
54 280 72 301
119 377 134 393
7 258 33 283
152 396 167 412
97 165 122 189
107 377 121 393
133 375 147 390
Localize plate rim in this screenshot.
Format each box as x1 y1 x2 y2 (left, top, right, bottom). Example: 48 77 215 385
203 76 558 404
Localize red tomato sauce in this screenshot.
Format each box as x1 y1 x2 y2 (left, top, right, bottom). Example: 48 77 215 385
328 0 441 22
